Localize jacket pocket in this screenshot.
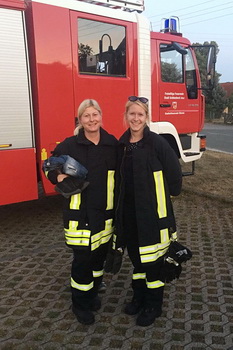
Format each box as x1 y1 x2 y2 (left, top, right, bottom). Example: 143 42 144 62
64 220 91 248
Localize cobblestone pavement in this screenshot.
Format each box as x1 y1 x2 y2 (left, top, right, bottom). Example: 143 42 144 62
0 190 233 350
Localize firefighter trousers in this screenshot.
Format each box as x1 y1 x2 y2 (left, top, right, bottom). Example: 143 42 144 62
71 244 107 310
123 204 164 310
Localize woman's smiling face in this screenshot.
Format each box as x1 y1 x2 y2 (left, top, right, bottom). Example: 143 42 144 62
79 106 102 133
125 103 148 134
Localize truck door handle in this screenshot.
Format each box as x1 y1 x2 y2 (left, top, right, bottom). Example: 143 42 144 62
160 104 171 107
0 144 12 148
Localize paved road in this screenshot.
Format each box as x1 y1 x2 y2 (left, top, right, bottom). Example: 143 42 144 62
0 192 233 349
202 123 233 154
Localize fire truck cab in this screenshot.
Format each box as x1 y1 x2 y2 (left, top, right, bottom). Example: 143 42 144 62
0 0 211 205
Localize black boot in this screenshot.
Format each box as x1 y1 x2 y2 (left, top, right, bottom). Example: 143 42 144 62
90 296 101 311
98 281 107 293
136 286 163 326
136 307 162 327
125 298 143 315
72 305 95 325
124 288 145 315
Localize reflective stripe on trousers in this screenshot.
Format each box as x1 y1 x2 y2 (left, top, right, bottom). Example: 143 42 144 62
64 219 113 249
71 268 104 291
132 272 164 289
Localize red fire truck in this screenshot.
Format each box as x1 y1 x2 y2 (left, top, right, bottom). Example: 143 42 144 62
0 0 215 206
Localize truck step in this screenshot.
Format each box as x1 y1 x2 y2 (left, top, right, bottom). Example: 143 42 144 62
184 152 200 157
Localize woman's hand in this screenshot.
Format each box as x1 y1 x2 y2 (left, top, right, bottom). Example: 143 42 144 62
57 174 69 182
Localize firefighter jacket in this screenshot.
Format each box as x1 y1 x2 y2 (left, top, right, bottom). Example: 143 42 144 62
46 127 118 253
115 126 182 265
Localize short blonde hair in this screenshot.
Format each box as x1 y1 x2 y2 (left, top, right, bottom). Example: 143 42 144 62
74 99 102 135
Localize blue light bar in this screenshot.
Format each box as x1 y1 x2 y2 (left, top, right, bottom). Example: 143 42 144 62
160 16 180 34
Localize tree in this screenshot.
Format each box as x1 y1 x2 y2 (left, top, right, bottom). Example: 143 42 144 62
205 82 227 118
227 93 233 113
78 43 94 72
193 41 227 119
78 43 94 59
161 62 182 83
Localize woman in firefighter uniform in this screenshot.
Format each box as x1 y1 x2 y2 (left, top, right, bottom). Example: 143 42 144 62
45 99 117 325
116 96 182 327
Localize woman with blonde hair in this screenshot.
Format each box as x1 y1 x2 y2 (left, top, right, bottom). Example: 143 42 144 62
115 96 182 327
74 99 102 137
45 99 117 325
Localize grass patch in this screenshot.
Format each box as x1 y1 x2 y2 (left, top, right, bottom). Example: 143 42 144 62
181 150 233 204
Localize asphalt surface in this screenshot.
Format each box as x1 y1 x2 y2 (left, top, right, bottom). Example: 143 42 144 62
0 189 233 350
203 123 233 154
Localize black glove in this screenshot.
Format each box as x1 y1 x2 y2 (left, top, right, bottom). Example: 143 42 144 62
166 241 192 264
55 177 89 198
159 241 192 283
104 247 124 275
160 261 182 283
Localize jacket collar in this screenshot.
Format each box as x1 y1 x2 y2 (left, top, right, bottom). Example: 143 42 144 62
119 125 150 145
76 127 117 146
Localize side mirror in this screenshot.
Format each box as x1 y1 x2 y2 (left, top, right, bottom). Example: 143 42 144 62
191 44 217 90
172 42 187 55
206 46 216 87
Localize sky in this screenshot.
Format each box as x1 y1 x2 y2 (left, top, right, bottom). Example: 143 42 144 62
143 0 233 83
